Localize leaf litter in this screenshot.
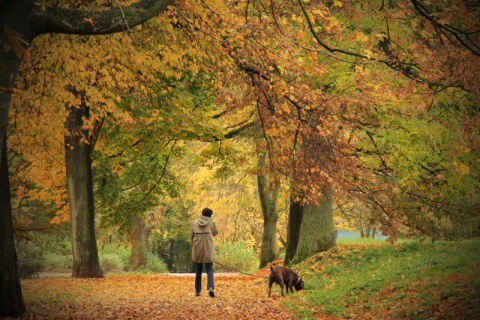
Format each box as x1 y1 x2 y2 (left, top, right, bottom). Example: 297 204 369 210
21 274 299 319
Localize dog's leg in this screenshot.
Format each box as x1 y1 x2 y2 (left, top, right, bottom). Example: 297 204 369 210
284 277 291 294
278 278 285 296
287 279 293 294
268 275 274 297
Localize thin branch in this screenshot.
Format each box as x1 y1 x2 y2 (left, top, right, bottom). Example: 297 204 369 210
297 0 366 59
113 0 131 32
140 139 177 201
410 0 480 57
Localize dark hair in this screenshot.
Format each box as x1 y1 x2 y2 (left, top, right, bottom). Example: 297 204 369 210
202 208 213 217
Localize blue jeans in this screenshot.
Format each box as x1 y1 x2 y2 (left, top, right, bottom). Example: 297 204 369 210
195 262 214 293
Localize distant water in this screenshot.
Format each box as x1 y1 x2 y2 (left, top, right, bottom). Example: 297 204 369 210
336 230 387 240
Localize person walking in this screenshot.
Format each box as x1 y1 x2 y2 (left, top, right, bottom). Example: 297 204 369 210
191 207 218 297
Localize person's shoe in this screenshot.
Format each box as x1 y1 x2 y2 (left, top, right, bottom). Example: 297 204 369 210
208 288 215 298
196 292 201 297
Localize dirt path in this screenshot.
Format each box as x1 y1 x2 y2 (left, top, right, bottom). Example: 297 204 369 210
21 274 302 319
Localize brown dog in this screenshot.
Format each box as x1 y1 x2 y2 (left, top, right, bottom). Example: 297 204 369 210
268 265 304 297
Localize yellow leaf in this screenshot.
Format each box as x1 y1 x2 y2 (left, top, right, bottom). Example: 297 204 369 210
455 162 470 175
328 16 340 27
365 49 374 59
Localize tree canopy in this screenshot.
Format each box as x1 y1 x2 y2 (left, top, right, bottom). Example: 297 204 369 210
2 0 479 316
9 0 480 256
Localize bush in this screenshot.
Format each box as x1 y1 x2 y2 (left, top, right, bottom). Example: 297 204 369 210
148 253 168 273
216 242 258 273
100 244 131 271
100 253 124 273
98 245 167 273
43 253 73 271
16 241 45 278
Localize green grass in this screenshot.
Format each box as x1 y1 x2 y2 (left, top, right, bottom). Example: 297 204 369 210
293 239 480 319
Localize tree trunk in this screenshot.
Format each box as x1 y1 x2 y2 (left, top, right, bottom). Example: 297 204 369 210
0 133 26 317
257 168 280 268
65 102 103 278
285 188 336 265
284 199 303 265
130 216 149 270
0 1 33 316
294 189 336 262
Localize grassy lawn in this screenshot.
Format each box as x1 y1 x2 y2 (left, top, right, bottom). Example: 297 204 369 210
292 238 480 319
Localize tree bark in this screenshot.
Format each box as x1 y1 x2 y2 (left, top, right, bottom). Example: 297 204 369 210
30 0 175 36
0 1 35 316
294 189 336 262
0 132 26 317
257 154 280 268
284 199 303 265
130 216 149 270
285 188 336 265
65 102 103 278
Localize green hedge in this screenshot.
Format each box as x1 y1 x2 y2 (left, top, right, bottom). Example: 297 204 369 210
216 241 258 273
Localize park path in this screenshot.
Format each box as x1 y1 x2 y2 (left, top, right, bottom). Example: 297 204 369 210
21 273 302 319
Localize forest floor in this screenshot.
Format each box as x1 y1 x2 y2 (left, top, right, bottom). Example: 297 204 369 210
21 271 298 319
20 240 480 319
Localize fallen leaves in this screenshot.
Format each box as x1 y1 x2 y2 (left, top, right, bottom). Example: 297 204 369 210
21 274 299 319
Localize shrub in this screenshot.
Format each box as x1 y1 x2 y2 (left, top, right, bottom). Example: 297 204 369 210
148 253 168 273
98 245 167 273
216 241 258 273
135 265 147 273
16 241 45 278
43 253 73 271
100 253 124 273
100 244 131 271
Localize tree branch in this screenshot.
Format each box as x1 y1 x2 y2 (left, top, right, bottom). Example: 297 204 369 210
31 0 176 36
410 0 480 57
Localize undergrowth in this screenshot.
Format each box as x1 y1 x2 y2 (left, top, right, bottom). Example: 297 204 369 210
293 239 480 319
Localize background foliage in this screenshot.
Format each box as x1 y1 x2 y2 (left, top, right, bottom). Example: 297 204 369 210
9 0 479 277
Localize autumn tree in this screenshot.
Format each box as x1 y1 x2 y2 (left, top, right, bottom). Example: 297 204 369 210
0 0 176 316
200 0 345 262
88 12 238 269
64 88 103 277
304 0 480 240
11 0 249 277
11 0 219 276
174 0 479 262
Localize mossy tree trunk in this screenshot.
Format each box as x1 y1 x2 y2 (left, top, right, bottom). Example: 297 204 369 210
130 216 149 270
284 199 303 265
294 189 336 262
257 169 280 268
0 1 31 315
285 188 336 265
257 149 281 268
65 101 103 278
